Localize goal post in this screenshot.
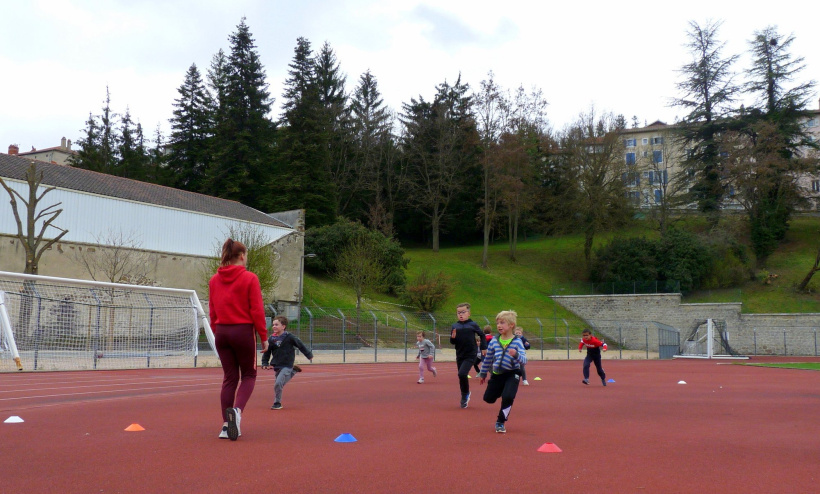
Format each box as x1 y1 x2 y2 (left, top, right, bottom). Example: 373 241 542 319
676 318 747 359
0 270 217 372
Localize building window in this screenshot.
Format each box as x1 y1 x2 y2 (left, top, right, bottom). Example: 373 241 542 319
653 150 663 163
642 138 648 145
626 152 636 165
627 191 640 203
653 137 664 145
728 185 736 197
806 118 818 128
654 189 662 203
622 172 640 186
812 180 820 192
625 138 637 147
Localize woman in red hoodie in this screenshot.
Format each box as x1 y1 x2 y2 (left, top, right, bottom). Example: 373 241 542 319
209 238 268 441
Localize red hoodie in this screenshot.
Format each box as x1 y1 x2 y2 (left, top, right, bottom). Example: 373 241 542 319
208 264 266 342
579 336 606 352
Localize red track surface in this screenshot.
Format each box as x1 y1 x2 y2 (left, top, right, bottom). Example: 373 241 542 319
2 358 819 493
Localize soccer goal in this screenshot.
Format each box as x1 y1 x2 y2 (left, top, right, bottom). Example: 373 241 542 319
676 318 747 359
0 271 216 372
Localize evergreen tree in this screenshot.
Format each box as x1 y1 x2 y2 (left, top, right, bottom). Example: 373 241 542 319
118 107 150 180
168 63 213 192
401 75 480 251
71 87 119 173
673 20 740 227
205 18 275 208
349 70 397 233
315 42 354 217
267 37 336 226
730 27 817 265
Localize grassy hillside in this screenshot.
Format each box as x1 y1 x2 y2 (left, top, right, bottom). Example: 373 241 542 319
302 216 820 316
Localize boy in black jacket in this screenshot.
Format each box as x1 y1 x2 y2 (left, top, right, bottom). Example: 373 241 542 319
261 316 313 410
449 303 487 408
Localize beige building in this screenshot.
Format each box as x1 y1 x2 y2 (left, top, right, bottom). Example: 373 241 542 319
0 152 307 314
7 137 77 165
619 100 820 211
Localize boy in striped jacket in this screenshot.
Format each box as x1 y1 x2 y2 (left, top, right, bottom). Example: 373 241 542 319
478 310 527 433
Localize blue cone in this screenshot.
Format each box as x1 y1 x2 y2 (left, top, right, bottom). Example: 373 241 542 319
335 433 357 443
607 379 615 383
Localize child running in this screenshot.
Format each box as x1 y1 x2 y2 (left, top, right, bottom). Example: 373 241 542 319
578 329 608 386
449 303 487 408
415 331 437 383
479 310 527 433
261 316 314 409
514 327 531 386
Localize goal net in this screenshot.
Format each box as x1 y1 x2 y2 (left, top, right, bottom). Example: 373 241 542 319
677 318 747 359
0 271 216 372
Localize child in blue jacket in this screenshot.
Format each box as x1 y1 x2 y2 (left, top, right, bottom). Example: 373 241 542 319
479 310 527 433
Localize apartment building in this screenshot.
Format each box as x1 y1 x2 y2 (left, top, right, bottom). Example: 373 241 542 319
619 100 820 211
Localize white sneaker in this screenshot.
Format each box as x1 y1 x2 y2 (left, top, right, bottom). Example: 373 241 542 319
523 380 529 386
432 368 437 377
417 378 424 384
218 425 228 439
226 407 241 441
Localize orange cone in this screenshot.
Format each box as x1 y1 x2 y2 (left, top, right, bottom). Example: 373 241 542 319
537 442 562 453
124 423 145 431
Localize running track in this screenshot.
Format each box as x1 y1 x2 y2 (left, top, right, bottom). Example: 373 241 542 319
1 358 819 493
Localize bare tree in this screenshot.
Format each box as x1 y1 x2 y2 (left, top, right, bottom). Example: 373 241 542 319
72 229 157 285
635 128 692 235
203 223 280 300
0 161 68 274
335 234 386 310
563 109 632 264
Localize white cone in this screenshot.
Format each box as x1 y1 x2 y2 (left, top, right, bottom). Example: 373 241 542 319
677 380 687 385
4 416 24 423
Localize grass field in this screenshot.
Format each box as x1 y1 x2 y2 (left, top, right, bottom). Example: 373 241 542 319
302 216 820 315
744 362 820 370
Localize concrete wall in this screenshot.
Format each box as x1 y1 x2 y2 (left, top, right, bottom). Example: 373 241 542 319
554 293 820 356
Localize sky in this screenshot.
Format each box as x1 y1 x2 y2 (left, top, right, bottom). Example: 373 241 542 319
2 0 819 152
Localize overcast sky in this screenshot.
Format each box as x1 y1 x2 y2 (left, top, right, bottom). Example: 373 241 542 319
2 0 818 152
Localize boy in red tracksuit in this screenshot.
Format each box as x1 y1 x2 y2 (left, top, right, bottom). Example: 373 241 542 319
578 329 608 386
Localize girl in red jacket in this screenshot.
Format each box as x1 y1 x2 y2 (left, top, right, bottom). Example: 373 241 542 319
209 238 269 440
578 329 608 386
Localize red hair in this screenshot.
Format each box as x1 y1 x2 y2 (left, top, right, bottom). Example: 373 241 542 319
220 238 247 266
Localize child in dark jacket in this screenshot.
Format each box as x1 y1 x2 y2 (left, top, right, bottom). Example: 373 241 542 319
449 303 487 409
578 329 607 386
261 316 314 409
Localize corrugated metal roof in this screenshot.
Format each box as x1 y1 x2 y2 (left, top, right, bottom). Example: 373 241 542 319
0 153 288 228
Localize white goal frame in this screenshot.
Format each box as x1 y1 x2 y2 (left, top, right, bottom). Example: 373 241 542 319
0 270 216 372
675 318 748 360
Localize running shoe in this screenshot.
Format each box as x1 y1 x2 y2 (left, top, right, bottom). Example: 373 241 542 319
271 402 283 410
219 425 228 439
417 378 424 384
582 379 589 385
460 392 471 409
226 407 241 441
495 422 506 433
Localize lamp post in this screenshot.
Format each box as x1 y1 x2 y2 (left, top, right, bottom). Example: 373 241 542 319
298 253 317 316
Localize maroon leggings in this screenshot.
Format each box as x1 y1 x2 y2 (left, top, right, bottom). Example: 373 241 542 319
215 324 258 421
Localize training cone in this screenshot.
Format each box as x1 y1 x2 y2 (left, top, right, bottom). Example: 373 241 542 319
607 379 615 383
533 377 542 381
124 423 145 431
678 380 687 385
467 375 472 379
537 442 562 453
4 416 24 423
334 433 357 443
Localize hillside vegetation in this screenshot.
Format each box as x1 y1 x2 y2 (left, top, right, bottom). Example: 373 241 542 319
302 216 820 317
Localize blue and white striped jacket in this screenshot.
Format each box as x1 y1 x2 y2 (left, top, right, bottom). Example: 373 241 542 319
479 335 527 376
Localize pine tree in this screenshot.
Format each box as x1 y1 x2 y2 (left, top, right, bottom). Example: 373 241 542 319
268 36 336 226
71 87 119 173
205 18 275 208
168 63 213 192
673 20 740 227
118 107 149 180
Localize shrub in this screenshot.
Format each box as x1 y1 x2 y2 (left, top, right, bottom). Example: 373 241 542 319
400 270 454 313
304 218 408 294
590 237 657 283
